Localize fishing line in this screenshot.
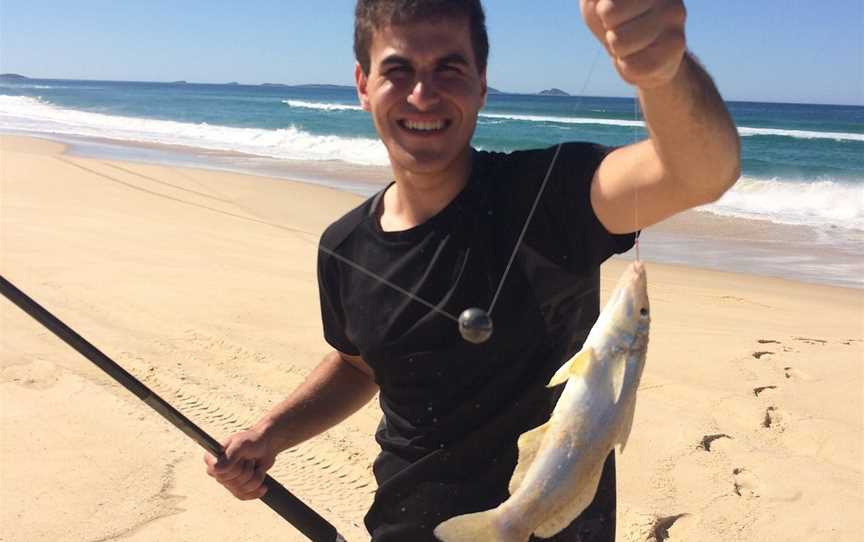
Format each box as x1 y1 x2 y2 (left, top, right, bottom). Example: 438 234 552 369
486 48 603 318
633 91 642 262
487 143 562 316
163 163 464 323
318 245 460 323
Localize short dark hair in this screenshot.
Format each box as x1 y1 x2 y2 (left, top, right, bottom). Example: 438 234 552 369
354 0 489 75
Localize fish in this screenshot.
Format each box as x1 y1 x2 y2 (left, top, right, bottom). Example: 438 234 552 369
434 261 651 542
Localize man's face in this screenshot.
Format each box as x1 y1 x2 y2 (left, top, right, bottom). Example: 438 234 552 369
356 17 487 178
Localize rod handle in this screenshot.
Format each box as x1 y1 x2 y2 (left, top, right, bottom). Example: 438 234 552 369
261 476 345 541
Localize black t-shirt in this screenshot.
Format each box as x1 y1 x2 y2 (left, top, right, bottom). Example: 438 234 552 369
317 143 635 541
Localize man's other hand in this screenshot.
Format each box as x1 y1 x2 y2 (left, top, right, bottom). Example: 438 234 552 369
204 427 277 500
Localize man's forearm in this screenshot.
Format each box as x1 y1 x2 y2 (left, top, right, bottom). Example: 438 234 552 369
639 53 741 203
254 350 379 453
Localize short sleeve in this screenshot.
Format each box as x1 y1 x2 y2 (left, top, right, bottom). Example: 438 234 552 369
317 238 360 356
555 142 637 269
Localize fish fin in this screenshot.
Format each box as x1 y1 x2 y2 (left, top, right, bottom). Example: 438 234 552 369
509 421 550 495
617 347 648 453
617 394 639 453
547 348 594 388
609 352 627 405
533 463 605 539
433 510 501 542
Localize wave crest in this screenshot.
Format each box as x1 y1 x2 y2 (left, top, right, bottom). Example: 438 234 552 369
0 95 389 166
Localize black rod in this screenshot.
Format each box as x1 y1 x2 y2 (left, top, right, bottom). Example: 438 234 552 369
0 275 346 542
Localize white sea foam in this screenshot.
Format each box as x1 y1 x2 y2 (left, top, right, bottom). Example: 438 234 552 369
737 126 864 141
0 95 389 166
702 176 864 231
480 112 644 128
482 112 863 141
283 99 364 111
289 99 864 141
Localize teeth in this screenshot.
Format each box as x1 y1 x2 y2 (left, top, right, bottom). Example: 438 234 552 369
404 120 445 131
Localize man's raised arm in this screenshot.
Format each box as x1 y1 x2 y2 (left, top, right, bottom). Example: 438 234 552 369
580 0 741 233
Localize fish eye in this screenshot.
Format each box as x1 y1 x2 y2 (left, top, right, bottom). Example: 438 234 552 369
639 307 649 317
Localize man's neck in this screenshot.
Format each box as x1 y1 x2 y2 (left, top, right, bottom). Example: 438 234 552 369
379 148 473 232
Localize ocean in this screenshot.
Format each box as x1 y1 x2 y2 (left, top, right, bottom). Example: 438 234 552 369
1 78 862 287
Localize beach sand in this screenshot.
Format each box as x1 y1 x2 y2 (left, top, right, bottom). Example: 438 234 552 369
1 135 861 541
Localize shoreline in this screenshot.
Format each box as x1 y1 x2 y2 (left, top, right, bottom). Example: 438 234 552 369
3 130 862 289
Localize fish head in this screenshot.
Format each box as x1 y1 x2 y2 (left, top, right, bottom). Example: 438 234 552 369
603 260 650 341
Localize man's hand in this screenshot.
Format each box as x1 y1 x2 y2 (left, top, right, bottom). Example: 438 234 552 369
204 426 277 501
580 0 687 89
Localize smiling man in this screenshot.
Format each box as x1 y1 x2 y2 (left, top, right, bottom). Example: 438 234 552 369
205 1 740 541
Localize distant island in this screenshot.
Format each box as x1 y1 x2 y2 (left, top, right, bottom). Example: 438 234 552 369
170 80 188 84
538 88 570 97
0 73 29 81
226 81 239 85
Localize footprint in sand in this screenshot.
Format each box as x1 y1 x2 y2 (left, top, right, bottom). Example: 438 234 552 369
732 467 765 498
751 351 774 360
761 406 787 432
752 385 777 397
648 514 688 542
624 513 688 542
697 433 732 452
793 336 827 345
782 366 808 381
758 338 800 353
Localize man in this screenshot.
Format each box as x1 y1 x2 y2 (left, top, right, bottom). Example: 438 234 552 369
204 1 740 540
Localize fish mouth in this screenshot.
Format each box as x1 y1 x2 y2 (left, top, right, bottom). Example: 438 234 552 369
620 260 649 318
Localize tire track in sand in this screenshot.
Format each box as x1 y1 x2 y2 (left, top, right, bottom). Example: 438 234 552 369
130 330 376 540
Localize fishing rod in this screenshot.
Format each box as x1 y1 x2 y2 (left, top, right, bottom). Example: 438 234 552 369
0 275 346 542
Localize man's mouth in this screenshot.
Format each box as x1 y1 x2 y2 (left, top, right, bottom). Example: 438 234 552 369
398 119 450 133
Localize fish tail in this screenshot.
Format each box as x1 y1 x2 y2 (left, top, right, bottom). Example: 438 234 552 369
433 509 509 542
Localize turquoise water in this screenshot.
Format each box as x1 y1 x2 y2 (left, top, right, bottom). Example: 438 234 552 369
2 78 863 234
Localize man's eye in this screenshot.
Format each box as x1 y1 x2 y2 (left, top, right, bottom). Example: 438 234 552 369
387 66 411 75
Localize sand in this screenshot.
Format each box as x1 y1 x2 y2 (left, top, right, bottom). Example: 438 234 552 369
1 135 861 541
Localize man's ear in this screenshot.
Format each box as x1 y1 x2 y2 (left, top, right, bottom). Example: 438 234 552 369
355 62 371 111
480 71 488 108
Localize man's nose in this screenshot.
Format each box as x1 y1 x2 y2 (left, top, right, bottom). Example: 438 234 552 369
407 77 440 110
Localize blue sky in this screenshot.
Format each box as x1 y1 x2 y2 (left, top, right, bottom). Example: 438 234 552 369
1 0 861 105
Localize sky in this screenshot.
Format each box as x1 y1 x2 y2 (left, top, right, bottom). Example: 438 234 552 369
0 0 862 105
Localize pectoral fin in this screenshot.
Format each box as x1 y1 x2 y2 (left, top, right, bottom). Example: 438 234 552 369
509 420 550 495
547 348 594 388
617 394 639 453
